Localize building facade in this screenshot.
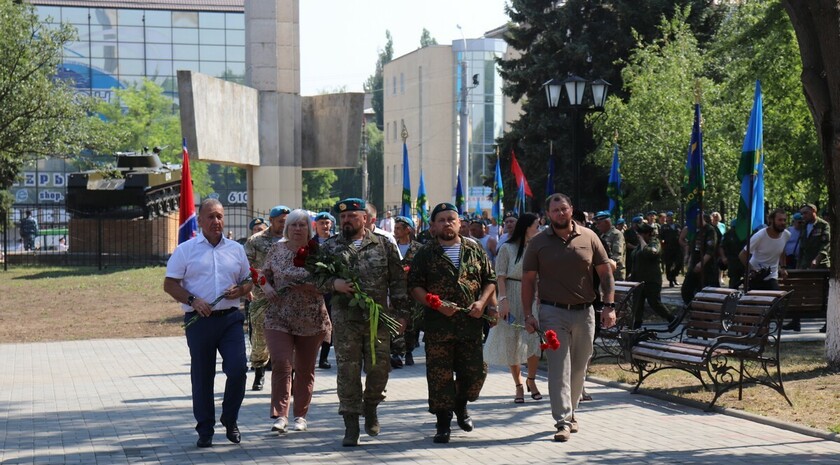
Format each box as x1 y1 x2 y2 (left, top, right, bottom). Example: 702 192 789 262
382 36 520 215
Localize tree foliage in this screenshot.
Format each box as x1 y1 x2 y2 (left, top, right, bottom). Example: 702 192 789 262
363 31 393 131
302 169 339 212
420 28 438 48
0 1 116 192
94 79 213 196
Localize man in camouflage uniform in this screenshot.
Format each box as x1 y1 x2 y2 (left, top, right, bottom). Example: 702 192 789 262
624 216 643 280
785 203 831 332
390 215 424 368
594 211 625 281
681 213 720 305
243 205 289 390
408 203 497 444
631 224 674 328
318 198 408 447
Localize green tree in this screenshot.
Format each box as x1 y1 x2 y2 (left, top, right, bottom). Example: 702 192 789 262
365 123 385 210
0 2 116 193
363 30 393 131
420 28 438 47
302 169 339 211
94 79 213 196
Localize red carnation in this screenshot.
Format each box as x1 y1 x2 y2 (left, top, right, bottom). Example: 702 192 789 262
540 342 549 350
403 265 410 273
425 293 442 310
259 275 267 286
544 329 561 351
293 246 309 267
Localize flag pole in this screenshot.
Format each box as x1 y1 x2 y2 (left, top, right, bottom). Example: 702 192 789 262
694 80 703 233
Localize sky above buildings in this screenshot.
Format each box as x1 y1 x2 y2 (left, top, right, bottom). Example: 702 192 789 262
299 0 510 96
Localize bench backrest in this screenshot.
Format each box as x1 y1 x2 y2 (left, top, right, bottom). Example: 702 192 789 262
735 290 792 349
684 287 741 341
614 280 644 329
778 269 829 318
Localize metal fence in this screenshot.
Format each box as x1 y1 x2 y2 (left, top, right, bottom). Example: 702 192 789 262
2 203 266 270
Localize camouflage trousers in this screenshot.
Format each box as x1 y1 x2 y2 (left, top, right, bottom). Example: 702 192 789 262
248 299 270 368
333 319 391 415
424 334 487 414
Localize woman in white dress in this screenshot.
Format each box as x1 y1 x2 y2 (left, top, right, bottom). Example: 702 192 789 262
483 213 542 403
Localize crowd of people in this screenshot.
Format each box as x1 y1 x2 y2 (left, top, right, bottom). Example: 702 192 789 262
163 195 828 449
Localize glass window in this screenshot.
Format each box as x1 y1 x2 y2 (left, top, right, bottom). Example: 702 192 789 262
90 25 117 41
147 60 173 76
200 45 225 61
90 42 118 59
61 7 89 24
174 60 200 72
199 29 225 45
225 13 244 30
64 43 89 60
225 29 245 46
224 62 245 80
91 9 117 27
225 46 245 62
199 12 225 29
119 59 145 75
117 26 144 42
118 43 144 60
68 23 89 40
120 75 146 87
146 27 172 44
118 9 143 26
200 61 226 77
173 44 198 60
161 77 177 92
90 58 118 74
172 28 198 44
144 10 171 27
172 12 198 28
392 76 396 95
35 6 61 22
146 43 172 60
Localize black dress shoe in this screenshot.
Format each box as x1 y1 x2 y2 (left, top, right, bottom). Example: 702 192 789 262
433 412 452 443
390 354 403 369
196 435 213 448
318 360 332 369
252 367 265 391
404 352 414 366
782 320 801 332
454 408 473 432
220 420 241 444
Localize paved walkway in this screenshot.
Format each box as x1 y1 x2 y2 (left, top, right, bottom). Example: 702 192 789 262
2 337 839 465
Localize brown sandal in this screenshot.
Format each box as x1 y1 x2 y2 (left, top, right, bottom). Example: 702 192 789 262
526 377 543 400
514 384 525 404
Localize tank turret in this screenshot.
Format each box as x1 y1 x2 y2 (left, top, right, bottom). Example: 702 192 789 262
66 148 183 218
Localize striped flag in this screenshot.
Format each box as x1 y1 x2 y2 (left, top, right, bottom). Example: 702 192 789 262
417 171 429 230
514 179 526 215
510 149 532 197
735 81 765 241
178 138 197 244
492 159 504 223
606 144 623 222
400 141 411 218
683 103 706 244
455 172 465 214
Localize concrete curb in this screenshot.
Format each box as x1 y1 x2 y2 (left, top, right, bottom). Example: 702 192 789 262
587 375 840 443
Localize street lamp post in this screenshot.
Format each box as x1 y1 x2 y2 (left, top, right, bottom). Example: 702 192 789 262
544 75 610 209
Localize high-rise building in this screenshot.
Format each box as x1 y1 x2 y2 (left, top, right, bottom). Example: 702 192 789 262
382 33 520 215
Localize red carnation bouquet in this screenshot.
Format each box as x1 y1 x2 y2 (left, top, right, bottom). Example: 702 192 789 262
294 238 400 364
182 270 258 329
424 292 498 324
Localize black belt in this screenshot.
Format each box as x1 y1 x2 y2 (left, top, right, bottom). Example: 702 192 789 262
539 300 591 310
505 277 521 282
186 307 239 318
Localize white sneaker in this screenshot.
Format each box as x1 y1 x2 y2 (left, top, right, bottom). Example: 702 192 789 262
272 417 288 433
293 417 307 431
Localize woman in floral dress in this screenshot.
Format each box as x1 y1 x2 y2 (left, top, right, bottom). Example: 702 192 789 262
483 213 542 403
262 209 332 433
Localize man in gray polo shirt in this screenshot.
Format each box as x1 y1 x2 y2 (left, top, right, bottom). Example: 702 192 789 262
521 193 616 442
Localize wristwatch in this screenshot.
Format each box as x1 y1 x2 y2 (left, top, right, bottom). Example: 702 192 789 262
603 302 616 309
187 295 196 306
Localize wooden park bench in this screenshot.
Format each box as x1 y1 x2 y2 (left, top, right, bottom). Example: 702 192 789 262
778 268 829 321
592 280 644 365
628 287 793 410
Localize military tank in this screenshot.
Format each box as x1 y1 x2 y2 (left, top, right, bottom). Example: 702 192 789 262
66 147 183 219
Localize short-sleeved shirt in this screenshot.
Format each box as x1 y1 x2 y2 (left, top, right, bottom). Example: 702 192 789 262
522 222 609 305
745 228 791 280
165 233 251 312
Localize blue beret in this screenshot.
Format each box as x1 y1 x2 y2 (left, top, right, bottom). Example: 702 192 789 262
616 218 626 225
792 212 803 221
666 211 675 216
594 210 610 221
646 210 657 216
335 198 366 212
431 202 458 221
248 217 266 230
269 205 291 218
395 216 415 229
314 211 335 222
632 216 643 224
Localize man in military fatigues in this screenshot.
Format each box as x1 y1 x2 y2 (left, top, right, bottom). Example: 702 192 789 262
243 205 289 390
594 211 625 281
631 224 674 328
624 216 643 280
390 215 424 368
646 211 660 238
318 198 408 447
681 213 721 305
785 203 831 332
660 211 683 287
408 203 497 444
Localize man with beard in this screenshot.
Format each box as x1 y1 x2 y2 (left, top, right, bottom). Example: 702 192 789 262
521 194 615 442
408 203 497 444
164 199 252 447
739 208 790 292
318 198 408 447
243 205 289 390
